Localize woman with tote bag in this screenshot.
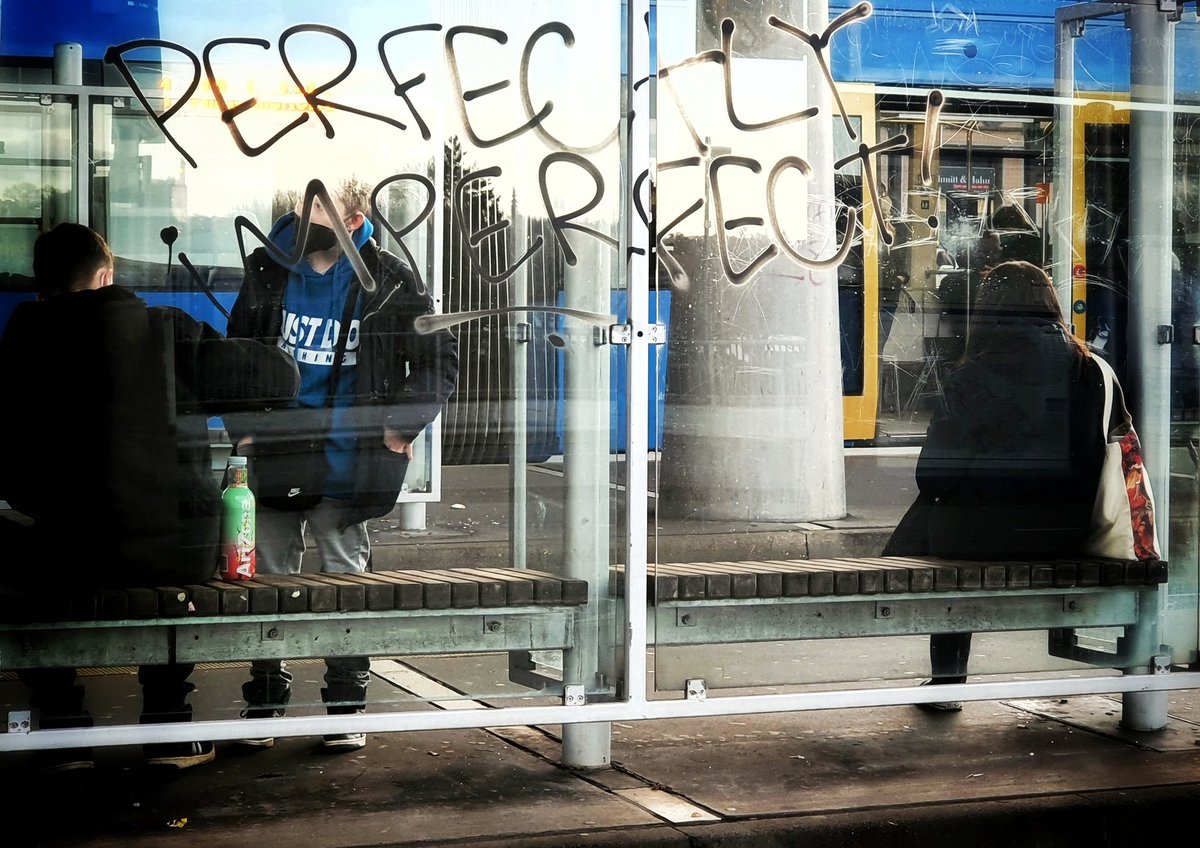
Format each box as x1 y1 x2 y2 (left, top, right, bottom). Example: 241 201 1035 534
883 260 1137 710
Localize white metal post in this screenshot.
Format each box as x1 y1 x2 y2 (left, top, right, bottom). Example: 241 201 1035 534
1052 10 1078 325
559 235 614 768
1123 0 1175 731
509 195 529 569
622 0 652 710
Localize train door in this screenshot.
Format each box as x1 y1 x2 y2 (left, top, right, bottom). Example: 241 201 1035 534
837 85 880 443
872 100 1054 440
1073 99 1200 424
1072 102 1131 379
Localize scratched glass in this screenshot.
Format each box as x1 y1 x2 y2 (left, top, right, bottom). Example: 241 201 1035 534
650 0 1200 694
0 0 627 722
0 0 1198 739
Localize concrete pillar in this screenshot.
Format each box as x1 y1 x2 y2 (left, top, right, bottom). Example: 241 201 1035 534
659 0 846 522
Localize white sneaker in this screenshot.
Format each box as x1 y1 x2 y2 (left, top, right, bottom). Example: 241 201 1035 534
235 734 276 749
321 732 366 751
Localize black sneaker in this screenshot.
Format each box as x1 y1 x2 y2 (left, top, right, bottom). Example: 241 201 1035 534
916 677 964 712
143 740 216 769
321 702 366 751
235 707 285 748
31 747 94 773
917 699 963 713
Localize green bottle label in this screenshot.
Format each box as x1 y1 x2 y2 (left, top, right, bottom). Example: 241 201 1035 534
219 467 255 581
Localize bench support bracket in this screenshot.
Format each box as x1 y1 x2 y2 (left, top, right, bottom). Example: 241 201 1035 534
6 710 30 735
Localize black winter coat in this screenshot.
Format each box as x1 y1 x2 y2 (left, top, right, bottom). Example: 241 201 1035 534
224 239 458 524
0 286 300 589
884 322 1107 560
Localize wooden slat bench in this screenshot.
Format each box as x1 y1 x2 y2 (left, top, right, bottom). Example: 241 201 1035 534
613 555 1169 672
0 556 1170 725
0 568 588 672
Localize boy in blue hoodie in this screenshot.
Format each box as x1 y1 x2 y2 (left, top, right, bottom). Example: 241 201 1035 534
225 178 458 751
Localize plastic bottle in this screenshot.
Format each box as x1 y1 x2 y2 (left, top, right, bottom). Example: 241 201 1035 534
218 455 256 581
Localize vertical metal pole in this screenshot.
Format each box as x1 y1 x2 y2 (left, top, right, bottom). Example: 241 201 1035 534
75 97 90 226
1124 0 1174 731
560 3 624 766
1052 11 1077 325
560 237 613 769
429 56 448 508
623 0 653 709
52 42 89 226
397 503 426 531
509 195 529 569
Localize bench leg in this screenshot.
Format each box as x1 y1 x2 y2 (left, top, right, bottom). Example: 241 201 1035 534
1118 587 1170 732
1121 658 1171 732
562 722 611 771
1121 684 1168 732
397 502 426 531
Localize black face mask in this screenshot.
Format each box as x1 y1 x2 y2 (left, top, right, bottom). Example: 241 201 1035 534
303 224 339 255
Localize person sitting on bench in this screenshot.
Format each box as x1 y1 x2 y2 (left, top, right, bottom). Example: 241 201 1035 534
883 260 1108 710
0 223 299 771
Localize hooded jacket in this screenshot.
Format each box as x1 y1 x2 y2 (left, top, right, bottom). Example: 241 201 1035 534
224 212 458 525
0 285 300 589
885 320 1107 559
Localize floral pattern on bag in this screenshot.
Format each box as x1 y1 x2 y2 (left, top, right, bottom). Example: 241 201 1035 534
1118 429 1158 561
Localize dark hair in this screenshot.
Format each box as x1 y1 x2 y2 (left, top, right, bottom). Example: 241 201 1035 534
33 223 114 298
964 260 1089 361
989 204 1029 232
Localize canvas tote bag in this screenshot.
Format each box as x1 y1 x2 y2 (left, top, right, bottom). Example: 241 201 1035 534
1082 355 1161 561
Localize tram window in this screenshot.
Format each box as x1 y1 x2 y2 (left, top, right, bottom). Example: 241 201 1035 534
92 100 260 294
0 97 75 286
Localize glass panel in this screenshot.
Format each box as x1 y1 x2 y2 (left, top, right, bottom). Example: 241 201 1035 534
651 1 1198 696
0 94 75 285
0 1 625 729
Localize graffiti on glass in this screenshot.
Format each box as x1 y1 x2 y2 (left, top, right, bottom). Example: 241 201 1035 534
106 3 946 312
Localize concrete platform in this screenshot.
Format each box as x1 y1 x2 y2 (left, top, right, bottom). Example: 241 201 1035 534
3 664 1200 847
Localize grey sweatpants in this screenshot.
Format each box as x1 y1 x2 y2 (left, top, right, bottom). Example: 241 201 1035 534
242 498 372 710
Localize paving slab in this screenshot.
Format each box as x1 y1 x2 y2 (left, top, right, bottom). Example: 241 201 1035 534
676 784 1200 848
5 670 1200 847
0 667 660 848
1007 694 1200 751
607 697 1200 818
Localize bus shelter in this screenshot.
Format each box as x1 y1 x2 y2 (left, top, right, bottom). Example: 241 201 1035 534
0 0 1198 772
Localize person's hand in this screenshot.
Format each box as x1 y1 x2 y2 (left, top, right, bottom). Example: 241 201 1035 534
383 428 414 460
235 436 254 456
